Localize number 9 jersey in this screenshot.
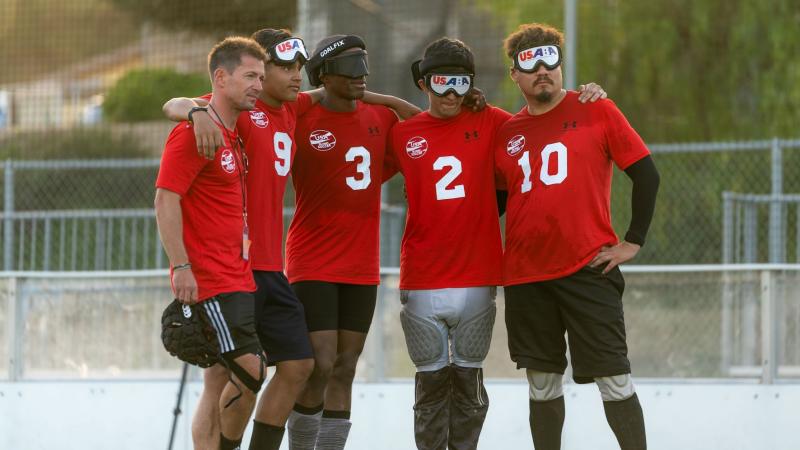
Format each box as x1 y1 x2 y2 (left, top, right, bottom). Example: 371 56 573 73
286 102 398 285
493 92 650 285
388 106 511 290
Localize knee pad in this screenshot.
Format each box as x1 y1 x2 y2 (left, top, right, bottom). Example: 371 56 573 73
222 351 267 394
453 304 496 363
526 370 563 401
595 374 635 401
400 307 445 367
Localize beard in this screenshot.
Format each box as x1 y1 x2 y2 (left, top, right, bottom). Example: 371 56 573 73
534 90 553 103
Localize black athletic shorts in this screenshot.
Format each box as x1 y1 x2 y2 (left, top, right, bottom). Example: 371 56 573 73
200 291 262 359
291 281 377 333
504 264 631 384
253 271 314 366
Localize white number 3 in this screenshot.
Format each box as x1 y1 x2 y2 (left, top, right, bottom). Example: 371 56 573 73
345 146 371 190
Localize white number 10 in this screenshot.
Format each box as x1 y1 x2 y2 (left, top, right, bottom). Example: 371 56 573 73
517 142 568 193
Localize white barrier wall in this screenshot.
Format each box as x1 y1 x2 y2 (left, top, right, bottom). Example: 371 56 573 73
1 380 798 450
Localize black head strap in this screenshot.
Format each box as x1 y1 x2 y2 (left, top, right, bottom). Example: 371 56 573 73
411 53 475 90
306 35 367 86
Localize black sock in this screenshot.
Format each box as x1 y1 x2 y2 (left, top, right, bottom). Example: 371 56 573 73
293 402 324 415
322 409 351 420
248 421 285 450
603 393 647 450
219 433 242 450
529 397 565 450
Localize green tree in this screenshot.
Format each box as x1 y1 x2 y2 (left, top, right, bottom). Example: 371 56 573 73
474 0 800 263
103 68 210 122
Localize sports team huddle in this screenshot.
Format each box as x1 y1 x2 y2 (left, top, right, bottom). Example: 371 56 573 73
155 21 659 450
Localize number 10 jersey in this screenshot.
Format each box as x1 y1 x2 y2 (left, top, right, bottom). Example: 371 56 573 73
493 92 650 285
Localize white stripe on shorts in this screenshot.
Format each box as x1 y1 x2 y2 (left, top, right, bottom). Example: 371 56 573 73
204 299 235 353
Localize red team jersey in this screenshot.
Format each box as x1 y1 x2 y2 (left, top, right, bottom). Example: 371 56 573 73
201 93 313 271
494 92 650 285
286 101 398 284
156 121 256 300
389 106 511 290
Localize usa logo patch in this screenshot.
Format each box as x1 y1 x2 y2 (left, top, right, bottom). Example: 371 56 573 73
250 111 269 128
309 130 336 151
405 136 428 159
220 149 236 173
506 135 525 156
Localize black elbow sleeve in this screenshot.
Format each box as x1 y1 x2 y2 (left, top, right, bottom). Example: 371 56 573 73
623 156 660 246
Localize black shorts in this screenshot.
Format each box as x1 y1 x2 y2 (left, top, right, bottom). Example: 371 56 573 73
201 291 262 359
253 271 314 366
291 281 377 333
504 265 631 384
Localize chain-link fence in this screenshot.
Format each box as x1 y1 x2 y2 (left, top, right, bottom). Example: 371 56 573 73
1 268 798 381
2 140 799 270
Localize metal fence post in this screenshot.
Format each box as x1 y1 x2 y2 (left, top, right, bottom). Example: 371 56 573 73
4 160 14 271
6 276 19 380
760 270 778 384
769 138 784 263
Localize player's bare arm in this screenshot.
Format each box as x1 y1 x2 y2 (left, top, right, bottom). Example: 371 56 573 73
154 188 199 305
162 97 222 160
577 82 607 103
361 91 422 119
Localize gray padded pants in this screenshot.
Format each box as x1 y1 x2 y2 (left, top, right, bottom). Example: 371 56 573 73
400 287 496 372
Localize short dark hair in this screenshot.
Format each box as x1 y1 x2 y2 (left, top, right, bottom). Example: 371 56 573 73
503 23 564 59
250 28 293 52
207 36 267 76
423 37 474 68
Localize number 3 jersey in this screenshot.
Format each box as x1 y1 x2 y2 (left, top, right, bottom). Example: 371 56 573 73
494 91 650 286
286 101 398 285
388 106 511 290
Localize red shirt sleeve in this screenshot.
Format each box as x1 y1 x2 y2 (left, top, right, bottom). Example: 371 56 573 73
287 92 314 118
600 100 650 170
155 123 208 195
488 105 513 127
383 133 399 183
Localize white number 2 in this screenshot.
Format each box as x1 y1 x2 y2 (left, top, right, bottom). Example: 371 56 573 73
274 132 292 176
434 156 465 200
517 142 568 193
345 146 371 190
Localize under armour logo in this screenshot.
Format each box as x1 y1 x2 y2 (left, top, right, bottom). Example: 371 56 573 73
464 130 479 140
563 121 577 129
368 126 380 136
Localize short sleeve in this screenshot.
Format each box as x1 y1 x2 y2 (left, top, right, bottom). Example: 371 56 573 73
600 100 650 170
492 136 508 190
287 92 314 118
381 110 400 182
155 123 208 196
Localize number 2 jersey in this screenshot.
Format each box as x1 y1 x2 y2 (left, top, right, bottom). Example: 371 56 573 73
494 91 650 285
201 92 313 272
286 101 398 285
388 106 511 290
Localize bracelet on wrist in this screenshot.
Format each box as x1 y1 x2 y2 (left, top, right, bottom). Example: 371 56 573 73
173 263 192 271
188 106 208 124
